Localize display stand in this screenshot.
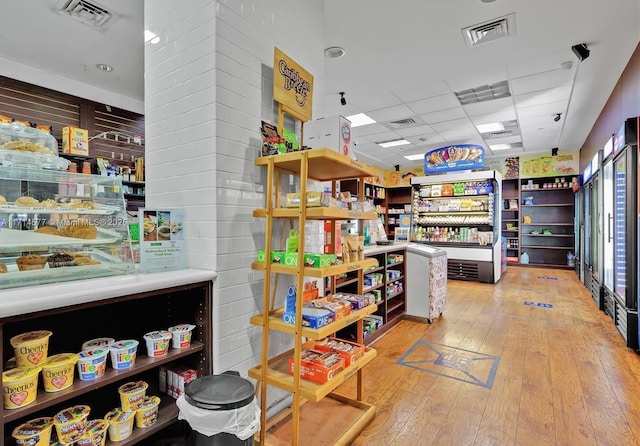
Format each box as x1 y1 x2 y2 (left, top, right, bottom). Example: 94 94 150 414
250 143 378 445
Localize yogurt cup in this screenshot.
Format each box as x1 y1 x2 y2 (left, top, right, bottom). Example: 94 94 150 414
41 353 78 392
2 365 42 409
168 324 196 349
108 340 139 370
105 408 135 442
53 405 91 444
76 419 109 446
118 380 149 411
11 417 53 446
10 330 52 367
77 347 109 380
81 337 115 350
134 395 161 428
143 330 172 357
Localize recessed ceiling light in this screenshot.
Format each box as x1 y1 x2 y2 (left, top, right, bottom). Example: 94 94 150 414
96 63 113 72
347 113 377 128
324 46 346 58
476 122 505 133
404 153 425 161
378 139 410 148
490 143 512 151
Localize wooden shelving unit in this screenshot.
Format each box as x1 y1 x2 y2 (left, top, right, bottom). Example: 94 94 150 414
519 179 576 268
251 148 378 445
1 281 212 444
501 178 520 264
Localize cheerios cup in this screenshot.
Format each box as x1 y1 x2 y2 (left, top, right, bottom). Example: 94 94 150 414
168 324 196 348
118 380 148 411
134 395 161 428
2 365 42 409
10 330 52 367
53 405 90 444
41 353 78 392
11 417 53 446
105 408 135 442
76 419 109 446
77 347 109 380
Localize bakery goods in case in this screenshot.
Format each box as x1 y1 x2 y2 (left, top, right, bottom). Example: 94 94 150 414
68 252 101 265
0 263 6 273
16 254 47 271
47 253 76 268
35 226 63 236
60 224 98 239
0 195 6 205
15 196 40 207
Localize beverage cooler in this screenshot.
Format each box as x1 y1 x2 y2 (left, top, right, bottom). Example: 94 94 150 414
602 117 638 349
410 170 502 284
582 151 603 310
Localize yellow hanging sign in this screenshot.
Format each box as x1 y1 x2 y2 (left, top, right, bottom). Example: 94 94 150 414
273 47 314 122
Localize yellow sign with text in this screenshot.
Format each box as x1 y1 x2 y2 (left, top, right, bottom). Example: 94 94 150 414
273 48 314 122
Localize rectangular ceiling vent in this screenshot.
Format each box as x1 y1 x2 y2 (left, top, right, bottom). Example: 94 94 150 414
454 80 511 105
383 116 426 130
57 0 112 29
462 13 516 48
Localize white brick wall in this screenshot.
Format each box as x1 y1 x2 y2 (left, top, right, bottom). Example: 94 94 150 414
144 0 325 388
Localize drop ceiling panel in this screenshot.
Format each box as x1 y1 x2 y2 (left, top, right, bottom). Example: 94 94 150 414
407 94 461 115
352 123 392 137
392 79 452 103
510 69 575 95
430 118 477 133
367 104 415 123
394 124 436 138
462 96 516 117
471 110 519 126
419 107 468 125
514 85 572 108
517 100 567 119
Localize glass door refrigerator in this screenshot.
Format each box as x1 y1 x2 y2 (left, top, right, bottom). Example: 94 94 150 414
603 118 638 349
582 151 602 309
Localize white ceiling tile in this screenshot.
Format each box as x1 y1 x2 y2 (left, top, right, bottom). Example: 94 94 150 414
352 123 391 137
419 107 468 125
517 100 567 119
470 110 519 126
462 96 516 117
392 80 452 103
430 118 476 133
510 69 575 95
367 104 416 123
394 124 436 138
515 85 572 108
407 94 461 115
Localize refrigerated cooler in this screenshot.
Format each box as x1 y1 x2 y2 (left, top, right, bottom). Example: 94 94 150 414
410 170 502 283
582 150 603 309
602 117 638 349
405 243 447 323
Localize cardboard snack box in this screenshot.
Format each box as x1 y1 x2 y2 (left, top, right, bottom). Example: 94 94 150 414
313 338 365 367
288 349 344 384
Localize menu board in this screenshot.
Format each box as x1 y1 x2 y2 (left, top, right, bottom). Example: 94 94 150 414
519 151 579 179
139 208 187 273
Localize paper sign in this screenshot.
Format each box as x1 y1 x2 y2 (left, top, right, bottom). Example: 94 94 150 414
139 208 187 273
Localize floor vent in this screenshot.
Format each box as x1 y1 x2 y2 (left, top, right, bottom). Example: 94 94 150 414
57 0 112 29
462 13 516 48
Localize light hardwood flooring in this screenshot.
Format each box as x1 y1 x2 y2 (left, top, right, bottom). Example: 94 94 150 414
335 266 640 446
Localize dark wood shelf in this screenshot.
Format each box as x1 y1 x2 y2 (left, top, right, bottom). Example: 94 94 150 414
521 204 574 207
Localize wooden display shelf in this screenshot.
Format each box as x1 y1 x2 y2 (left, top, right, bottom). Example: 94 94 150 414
3 342 205 423
255 149 376 182
257 393 375 446
248 344 377 403
521 203 574 207
252 258 377 278
415 211 489 216
249 304 378 339
253 208 377 220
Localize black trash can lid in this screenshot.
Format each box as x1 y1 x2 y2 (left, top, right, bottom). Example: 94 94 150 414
184 373 255 410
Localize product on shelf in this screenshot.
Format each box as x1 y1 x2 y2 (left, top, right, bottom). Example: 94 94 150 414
76 419 109 446
12 416 54 446
168 323 196 348
108 339 139 369
41 353 78 392
2 365 42 409
105 408 136 442
313 338 365 366
135 395 161 428
288 349 345 384
53 405 91 444
76 347 109 381
118 380 149 412
16 254 48 271
143 330 172 357
81 337 115 350
10 330 53 367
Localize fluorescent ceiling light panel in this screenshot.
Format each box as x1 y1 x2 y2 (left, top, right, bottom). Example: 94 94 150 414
476 122 504 133
404 153 425 161
347 113 377 127
490 143 512 151
378 139 410 148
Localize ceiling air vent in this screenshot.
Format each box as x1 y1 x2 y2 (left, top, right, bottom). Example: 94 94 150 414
57 0 112 29
455 80 511 105
383 116 426 130
462 13 516 48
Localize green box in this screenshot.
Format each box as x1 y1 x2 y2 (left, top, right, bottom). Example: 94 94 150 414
283 252 299 266
257 250 266 262
271 250 285 264
303 253 335 268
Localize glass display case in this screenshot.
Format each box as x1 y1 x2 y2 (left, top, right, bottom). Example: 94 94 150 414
0 166 135 289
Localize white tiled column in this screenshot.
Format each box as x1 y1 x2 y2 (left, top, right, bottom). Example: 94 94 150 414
144 0 325 375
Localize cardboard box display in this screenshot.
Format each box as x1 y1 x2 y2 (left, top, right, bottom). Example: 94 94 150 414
285 191 323 207
62 126 89 156
288 349 345 384
304 116 353 159
305 296 352 320
303 253 336 268
313 338 365 367
282 307 334 329
332 292 374 310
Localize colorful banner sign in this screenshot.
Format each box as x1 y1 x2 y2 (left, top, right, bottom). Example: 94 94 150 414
519 152 579 178
483 156 520 179
424 144 485 174
273 47 314 122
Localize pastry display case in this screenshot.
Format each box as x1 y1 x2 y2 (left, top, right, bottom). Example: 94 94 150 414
0 165 135 289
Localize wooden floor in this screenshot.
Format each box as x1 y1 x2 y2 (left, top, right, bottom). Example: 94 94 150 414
332 266 640 446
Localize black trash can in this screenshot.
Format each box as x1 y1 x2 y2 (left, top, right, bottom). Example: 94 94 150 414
179 371 259 446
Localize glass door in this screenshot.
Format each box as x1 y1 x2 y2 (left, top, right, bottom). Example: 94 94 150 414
592 173 601 281
603 161 614 291
584 183 591 268
613 153 628 300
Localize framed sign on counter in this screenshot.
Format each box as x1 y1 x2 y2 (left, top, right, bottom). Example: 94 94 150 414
139 208 187 273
